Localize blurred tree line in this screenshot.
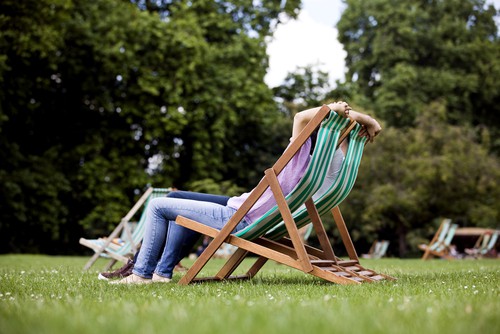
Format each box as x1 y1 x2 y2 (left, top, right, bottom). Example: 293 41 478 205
0 0 498 257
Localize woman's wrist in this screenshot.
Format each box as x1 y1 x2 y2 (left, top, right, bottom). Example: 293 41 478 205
327 102 349 118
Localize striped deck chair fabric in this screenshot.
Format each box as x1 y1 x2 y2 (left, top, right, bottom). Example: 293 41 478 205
466 230 499 258
436 223 458 252
265 123 367 241
362 240 390 259
79 187 171 270
233 110 352 241
480 231 498 256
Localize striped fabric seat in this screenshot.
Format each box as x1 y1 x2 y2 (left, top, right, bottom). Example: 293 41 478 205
80 187 171 270
362 240 390 259
233 110 352 240
479 231 498 256
428 219 451 251
264 123 367 240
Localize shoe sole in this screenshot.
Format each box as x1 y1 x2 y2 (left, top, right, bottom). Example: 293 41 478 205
98 273 110 281
108 279 151 285
152 279 172 283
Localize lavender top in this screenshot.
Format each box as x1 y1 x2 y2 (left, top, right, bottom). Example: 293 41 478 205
227 138 312 224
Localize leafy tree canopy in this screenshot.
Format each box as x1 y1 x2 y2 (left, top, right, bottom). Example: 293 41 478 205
337 0 500 137
0 0 300 253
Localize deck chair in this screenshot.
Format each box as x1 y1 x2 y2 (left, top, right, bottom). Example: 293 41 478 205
465 230 499 258
176 105 392 285
79 187 171 270
256 121 393 281
419 218 458 260
362 240 390 259
298 223 314 244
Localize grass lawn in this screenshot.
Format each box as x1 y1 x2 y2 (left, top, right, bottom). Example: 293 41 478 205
0 254 498 334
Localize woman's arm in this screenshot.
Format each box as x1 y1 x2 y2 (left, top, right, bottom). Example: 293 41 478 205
291 101 351 141
342 109 382 143
291 101 382 143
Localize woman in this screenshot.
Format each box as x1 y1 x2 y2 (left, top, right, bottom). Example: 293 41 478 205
112 102 381 284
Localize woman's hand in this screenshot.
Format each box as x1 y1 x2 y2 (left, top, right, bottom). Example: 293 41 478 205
358 117 382 143
327 101 351 118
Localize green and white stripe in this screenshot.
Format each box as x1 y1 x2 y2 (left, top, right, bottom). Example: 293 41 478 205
265 123 367 240
234 111 352 240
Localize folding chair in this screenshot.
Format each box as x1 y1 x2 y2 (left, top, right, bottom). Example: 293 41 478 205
419 218 458 260
176 105 392 285
79 187 171 270
251 121 393 281
362 240 390 259
298 224 314 244
478 231 498 257
465 230 499 258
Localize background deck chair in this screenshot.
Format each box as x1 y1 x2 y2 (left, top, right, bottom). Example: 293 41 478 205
362 240 390 259
176 105 392 285
465 230 499 258
419 218 458 260
298 223 314 244
79 187 171 271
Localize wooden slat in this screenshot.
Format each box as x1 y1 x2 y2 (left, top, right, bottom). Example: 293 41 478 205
310 260 336 266
344 265 361 271
357 270 374 276
336 260 359 266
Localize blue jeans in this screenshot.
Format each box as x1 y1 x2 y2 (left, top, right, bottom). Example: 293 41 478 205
160 191 229 263
133 192 247 279
132 191 230 263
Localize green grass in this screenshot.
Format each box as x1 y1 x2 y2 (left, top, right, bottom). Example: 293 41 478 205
0 255 498 334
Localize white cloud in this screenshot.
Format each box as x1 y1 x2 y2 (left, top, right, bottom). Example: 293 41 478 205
265 8 346 88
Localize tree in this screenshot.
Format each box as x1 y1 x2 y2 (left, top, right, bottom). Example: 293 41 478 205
0 0 302 253
337 0 500 135
131 0 302 188
273 65 332 115
343 102 500 256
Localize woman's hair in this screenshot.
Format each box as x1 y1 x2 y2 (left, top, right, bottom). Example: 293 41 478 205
309 129 319 155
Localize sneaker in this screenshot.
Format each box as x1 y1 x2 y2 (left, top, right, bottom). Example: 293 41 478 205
174 262 189 272
152 273 172 283
98 259 134 281
109 274 152 285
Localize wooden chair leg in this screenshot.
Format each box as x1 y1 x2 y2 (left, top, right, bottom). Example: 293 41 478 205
265 169 313 273
305 198 336 261
331 206 359 262
245 256 269 278
215 248 249 279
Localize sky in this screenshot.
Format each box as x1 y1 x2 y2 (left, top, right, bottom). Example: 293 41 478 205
265 0 500 88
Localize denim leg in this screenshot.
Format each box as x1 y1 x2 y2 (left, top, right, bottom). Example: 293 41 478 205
153 198 248 278
132 199 170 278
164 191 230 262
154 221 190 277
167 190 230 205
131 191 230 266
